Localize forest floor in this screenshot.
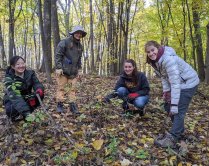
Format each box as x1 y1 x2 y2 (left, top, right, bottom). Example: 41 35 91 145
0 73 209 166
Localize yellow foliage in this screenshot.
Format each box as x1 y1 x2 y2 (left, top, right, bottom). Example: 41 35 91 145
92 139 104 150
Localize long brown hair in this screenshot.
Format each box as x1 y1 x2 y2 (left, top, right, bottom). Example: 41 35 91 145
123 59 138 85
144 40 161 64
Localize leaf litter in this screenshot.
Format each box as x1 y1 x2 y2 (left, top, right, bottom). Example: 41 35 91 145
0 73 208 165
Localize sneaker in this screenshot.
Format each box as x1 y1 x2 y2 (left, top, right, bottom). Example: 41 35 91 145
154 132 176 148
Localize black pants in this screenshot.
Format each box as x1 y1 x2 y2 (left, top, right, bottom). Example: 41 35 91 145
5 101 35 118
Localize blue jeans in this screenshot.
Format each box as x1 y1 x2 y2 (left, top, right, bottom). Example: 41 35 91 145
170 86 198 139
117 87 149 109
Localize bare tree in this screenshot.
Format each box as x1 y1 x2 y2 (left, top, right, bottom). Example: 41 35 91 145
205 23 209 84
37 0 52 83
0 23 6 68
58 0 71 35
51 0 61 56
89 0 95 73
182 0 187 60
157 0 170 45
8 0 17 59
186 0 196 70
192 0 205 81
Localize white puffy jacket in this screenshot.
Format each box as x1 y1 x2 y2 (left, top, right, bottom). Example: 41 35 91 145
154 46 199 105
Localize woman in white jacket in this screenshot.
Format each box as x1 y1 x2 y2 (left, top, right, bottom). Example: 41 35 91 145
145 40 199 148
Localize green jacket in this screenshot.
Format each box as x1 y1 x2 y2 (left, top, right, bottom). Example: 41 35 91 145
55 35 83 78
3 68 44 113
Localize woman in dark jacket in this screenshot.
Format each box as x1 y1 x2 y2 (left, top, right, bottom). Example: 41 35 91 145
3 56 44 121
105 59 150 115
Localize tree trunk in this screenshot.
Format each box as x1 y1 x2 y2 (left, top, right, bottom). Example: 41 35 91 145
37 0 52 83
122 0 131 60
58 0 71 35
32 15 39 69
186 0 196 70
8 0 16 59
51 0 60 59
182 0 187 60
23 19 28 61
106 0 115 75
205 23 209 84
157 0 170 45
118 2 123 73
0 23 6 68
192 1 205 81
89 0 95 73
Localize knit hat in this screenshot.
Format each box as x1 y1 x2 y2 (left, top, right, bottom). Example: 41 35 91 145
69 25 87 37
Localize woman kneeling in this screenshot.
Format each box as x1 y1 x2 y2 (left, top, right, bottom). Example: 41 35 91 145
3 56 44 122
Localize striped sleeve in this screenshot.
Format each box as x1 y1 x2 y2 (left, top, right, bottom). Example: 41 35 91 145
4 76 30 112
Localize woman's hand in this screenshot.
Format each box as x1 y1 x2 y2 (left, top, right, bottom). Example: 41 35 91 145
55 69 63 76
169 105 178 116
163 91 171 103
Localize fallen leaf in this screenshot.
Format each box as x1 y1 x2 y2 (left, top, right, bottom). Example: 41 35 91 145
120 158 133 166
92 139 104 150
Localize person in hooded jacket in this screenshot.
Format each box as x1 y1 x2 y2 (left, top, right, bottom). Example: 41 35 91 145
3 56 44 122
145 40 199 148
55 25 87 113
104 59 150 115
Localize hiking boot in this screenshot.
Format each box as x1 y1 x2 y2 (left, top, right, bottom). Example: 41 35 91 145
122 101 129 110
11 114 24 122
69 102 80 114
22 111 31 120
57 102 64 113
154 132 177 148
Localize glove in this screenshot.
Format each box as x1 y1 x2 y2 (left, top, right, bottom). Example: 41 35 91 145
163 91 171 103
36 88 44 97
55 69 63 76
28 98 36 107
170 105 178 115
128 93 139 100
103 92 118 103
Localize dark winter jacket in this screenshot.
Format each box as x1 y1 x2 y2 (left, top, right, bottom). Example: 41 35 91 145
55 35 83 78
3 68 44 113
114 72 150 96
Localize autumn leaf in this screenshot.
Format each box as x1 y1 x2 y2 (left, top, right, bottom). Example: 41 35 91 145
120 158 133 166
92 139 104 150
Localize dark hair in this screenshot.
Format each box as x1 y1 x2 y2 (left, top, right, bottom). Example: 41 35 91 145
10 56 25 67
144 40 161 52
123 59 138 85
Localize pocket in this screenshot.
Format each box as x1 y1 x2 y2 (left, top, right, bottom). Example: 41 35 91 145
63 64 78 76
